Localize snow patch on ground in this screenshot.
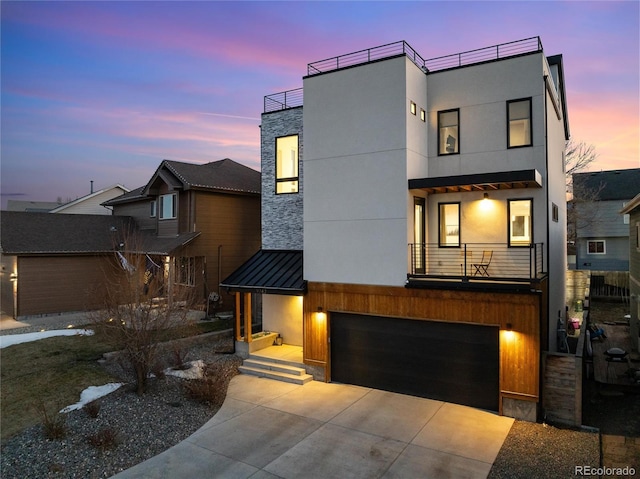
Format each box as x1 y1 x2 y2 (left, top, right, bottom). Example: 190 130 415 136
0 329 94 348
164 360 206 380
60 383 124 413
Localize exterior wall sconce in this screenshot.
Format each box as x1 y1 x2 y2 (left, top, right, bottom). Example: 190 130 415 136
506 322 512 331
315 306 327 323
483 192 489 200
9 273 18 282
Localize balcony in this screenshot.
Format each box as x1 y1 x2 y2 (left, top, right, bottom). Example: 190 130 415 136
407 243 545 291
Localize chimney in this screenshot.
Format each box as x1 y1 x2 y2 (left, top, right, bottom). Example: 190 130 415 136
90 180 94 194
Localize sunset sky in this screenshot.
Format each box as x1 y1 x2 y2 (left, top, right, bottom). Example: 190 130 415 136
1 1 638 208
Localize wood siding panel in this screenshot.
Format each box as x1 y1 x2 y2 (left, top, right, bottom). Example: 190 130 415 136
304 282 541 402
113 201 157 231
190 192 261 303
16 255 123 317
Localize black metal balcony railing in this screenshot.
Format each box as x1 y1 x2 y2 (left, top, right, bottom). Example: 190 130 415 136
307 41 427 76
264 88 304 113
408 243 544 283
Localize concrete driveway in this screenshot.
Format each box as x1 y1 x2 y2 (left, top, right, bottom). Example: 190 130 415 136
111 374 513 479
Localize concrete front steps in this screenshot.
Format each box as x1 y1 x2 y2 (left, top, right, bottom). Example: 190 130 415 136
239 355 313 385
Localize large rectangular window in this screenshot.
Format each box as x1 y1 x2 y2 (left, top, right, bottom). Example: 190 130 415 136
508 199 532 246
276 135 299 194
176 257 195 286
507 98 532 148
439 203 460 247
159 193 176 220
438 109 459 155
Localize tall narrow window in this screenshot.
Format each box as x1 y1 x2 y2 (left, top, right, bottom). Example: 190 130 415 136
150 200 157 218
159 193 176 220
507 98 532 147
438 109 459 155
276 135 299 194
439 203 460 247
508 199 532 246
414 197 425 273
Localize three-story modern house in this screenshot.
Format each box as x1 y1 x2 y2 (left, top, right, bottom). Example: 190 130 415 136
223 37 569 421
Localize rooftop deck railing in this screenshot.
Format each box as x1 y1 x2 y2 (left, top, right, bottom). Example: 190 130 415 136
408 242 544 284
264 88 304 113
266 37 543 112
307 41 426 76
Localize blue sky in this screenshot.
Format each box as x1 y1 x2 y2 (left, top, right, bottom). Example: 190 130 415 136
1 1 638 207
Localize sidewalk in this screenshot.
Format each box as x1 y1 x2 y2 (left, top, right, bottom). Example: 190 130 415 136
111 374 514 478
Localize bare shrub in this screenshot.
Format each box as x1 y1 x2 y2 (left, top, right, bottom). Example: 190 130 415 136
34 400 67 440
86 427 119 451
83 400 101 419
90 227 199 395
183 361 239 407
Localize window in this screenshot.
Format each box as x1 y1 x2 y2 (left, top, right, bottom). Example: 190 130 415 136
623 202 629 224
276 135 299 194
439 203 460 247
508 199 532 246
159 194 176 219
507 98 532 148
438 109 459 155
636 223 640 250
410 101 416 115
150 200 157 218
587 240 605 255
414 197 425 273
176 257 195 286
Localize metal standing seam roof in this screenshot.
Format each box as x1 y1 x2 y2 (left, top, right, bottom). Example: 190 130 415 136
220 250 306 295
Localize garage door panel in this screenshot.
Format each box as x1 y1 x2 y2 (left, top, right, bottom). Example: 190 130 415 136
331 313 499 411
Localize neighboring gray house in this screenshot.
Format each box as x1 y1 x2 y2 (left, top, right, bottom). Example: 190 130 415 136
621 193 640 351
573 168 640 271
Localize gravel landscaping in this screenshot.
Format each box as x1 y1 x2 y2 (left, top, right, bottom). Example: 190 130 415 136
0 331 241 479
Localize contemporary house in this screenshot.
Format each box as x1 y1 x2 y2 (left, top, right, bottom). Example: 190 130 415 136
105 158 261 307
223 37 569 420
572 168 640 271
621 193 640 352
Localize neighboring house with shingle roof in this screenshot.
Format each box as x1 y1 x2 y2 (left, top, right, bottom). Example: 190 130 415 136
49 184 129 215
572 168 640 271
1 158 261 319
0 212 136 317
104 158 261 309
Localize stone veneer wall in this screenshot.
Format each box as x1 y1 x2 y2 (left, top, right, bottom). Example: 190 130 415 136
261 107 304 250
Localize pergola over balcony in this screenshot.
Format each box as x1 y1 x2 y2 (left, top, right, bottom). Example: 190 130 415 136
409 169 542 194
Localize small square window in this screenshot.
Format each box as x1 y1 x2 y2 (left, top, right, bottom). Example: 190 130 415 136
410 101 416 115
587 240 605 254
420 108 426 122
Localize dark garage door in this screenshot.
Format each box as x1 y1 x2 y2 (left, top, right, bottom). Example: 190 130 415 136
331 313 499 411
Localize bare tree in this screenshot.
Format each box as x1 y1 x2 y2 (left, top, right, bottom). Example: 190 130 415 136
565 140 603 246
91 227 198 395
565 139 598 197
